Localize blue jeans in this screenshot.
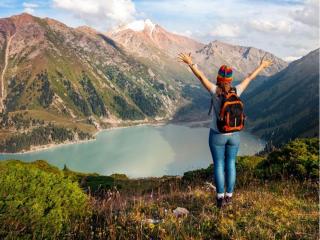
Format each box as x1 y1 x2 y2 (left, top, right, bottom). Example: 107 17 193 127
208 129 240 194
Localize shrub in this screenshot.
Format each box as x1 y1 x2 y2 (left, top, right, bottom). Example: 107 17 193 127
183 138 319 183
0 160 91 239
110 173 129 180
182 156 265 186
256 138 319 180
182 164 213 184
236 156 265 185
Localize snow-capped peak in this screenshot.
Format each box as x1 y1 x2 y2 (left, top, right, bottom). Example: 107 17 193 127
127 19 155 31
113 19 156 35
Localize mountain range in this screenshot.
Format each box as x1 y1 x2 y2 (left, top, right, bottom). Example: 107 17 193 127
108 19 287 82
0 13 317 152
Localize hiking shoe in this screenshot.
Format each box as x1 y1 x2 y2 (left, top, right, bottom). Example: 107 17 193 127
216 197 225 209
224 196 232 205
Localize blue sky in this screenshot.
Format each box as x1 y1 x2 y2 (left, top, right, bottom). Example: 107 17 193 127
0 0 318 61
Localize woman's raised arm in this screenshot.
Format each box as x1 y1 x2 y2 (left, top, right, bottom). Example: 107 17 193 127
178 52 215 92
237 57 273 93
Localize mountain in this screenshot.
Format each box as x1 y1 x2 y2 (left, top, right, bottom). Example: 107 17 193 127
0 13 188 151
109 23 288 85
1 14 183 118
108 19 205 87
109 22 289 122
109 19 204 58
194 40 288 86
243 48 319 146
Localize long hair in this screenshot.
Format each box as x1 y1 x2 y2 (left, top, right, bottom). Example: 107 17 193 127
216 82 232 96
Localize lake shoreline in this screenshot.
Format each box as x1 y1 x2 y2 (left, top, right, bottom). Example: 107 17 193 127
0 120 182 155
0 122 267 177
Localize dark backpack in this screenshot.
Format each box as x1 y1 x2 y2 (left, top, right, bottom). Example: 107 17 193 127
208 87 245 133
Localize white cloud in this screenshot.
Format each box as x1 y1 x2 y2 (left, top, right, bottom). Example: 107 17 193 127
283 56 302 62
136 0 226 16
172 30 193 38
24 7 34 14
52 0 137 30
23 2 39 8
0 1 11 8
249 20 293 33
23 2 39 14
115 19 156 32
290 0 319 27
184 30 193 37
133 0 316 58
210 24 241 37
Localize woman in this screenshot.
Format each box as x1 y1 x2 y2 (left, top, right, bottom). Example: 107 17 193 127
178 52 272 208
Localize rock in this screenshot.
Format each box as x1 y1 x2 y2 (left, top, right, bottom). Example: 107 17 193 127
173 207 189 217
205 181 216 191
143 218 161 224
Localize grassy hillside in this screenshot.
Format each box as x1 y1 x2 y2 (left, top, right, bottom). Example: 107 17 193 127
0 14 183 151
0 138 318 239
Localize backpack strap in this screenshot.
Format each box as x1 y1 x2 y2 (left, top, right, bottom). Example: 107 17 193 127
208 96 220 117
230 86 237 94
208 98 213 116
208 86 237 116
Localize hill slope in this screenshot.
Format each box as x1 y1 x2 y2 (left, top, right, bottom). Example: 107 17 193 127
243 48 319 146
0 14 183 120
0 14 189 149
194 40 288 82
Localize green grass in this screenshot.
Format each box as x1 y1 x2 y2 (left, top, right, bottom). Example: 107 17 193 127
81 180 317 240
1 160 317 239
10 109 96 132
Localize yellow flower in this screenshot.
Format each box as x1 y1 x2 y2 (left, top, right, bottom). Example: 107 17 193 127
149 223 155 229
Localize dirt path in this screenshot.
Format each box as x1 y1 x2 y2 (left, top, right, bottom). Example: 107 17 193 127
0 33 15 112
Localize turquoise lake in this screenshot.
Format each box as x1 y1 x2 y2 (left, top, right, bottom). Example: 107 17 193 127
0 124 265 178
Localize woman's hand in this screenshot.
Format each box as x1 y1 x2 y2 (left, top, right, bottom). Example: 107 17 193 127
238 56 273 93
260 56 273 68
178 52 193 65
177 52 214 92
